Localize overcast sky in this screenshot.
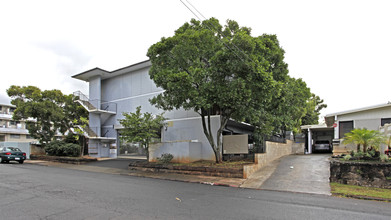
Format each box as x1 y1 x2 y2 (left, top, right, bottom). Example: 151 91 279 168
1 0 390 120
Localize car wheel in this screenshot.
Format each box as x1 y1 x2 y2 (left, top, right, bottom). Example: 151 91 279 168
19 160 24 164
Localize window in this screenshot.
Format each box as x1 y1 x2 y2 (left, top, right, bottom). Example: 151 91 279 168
10 121 17 126
339 121 353 139
26 135 34 139
10 134 20 139
0 135 5 141
381 118 391 126
10 107 16 113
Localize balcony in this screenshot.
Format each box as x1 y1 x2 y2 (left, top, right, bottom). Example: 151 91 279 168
73 91 117 115
78 126 116 142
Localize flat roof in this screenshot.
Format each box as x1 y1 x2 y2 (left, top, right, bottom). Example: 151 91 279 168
72 60 151 82
325 102 391 118
0 103 15 108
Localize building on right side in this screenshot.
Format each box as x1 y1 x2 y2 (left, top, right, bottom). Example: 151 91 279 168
324 102 391 155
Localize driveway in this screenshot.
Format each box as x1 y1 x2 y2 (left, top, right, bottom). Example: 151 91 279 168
260 154 331 195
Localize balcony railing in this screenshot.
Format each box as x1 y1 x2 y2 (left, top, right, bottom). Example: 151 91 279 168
80 126 116 139
73 91 117 113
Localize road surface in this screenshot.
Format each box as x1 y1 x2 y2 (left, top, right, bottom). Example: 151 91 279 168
0 163 390 220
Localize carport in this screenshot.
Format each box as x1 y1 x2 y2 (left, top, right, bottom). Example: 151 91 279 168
300 124 334 154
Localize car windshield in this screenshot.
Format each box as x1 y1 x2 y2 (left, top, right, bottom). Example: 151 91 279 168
316 141 329 144
8 147 21 152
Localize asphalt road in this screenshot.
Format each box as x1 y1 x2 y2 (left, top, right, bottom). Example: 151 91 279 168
1 163 390 220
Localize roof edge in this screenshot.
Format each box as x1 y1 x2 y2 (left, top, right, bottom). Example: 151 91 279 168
325 102 391 118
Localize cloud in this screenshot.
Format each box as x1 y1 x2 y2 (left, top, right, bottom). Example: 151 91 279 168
0 93 11 105
32 40 92 76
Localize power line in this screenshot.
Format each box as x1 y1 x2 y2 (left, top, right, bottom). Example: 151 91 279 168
179 0 247 63
180 0 258 66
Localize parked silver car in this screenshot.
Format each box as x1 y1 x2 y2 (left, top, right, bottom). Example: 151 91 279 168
313 140 332 152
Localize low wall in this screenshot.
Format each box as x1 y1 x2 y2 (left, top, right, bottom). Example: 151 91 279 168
330 159 391 188
149 141 213 163
243 140 304 178
332 142 355 156
31 144 45 155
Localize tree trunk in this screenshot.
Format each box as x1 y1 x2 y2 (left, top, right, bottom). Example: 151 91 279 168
356 144 361 152
363 144 367 153
80 136 85 157
200 109 230 163
216 116 229 163
145 141 150 161
200 109 219 163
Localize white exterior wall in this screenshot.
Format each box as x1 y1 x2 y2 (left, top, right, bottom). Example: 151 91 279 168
83 62 216 160
335 105 391 139
100 66 199 127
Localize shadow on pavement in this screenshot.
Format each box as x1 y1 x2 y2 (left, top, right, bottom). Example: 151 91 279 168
86 157 146 170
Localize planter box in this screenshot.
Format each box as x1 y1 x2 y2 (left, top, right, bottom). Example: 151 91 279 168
129 161 245 178
30 155 97 164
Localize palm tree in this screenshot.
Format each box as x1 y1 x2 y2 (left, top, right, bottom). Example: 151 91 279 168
342 128 386 153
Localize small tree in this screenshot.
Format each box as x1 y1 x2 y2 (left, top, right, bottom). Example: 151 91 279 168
118 106 165 160
72 116 89 157
343 128 386 153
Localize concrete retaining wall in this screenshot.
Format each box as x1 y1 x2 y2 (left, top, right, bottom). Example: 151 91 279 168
243 140 304 178
330 159 391 188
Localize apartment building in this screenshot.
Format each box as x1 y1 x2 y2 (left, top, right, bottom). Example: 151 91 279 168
72 60 253 162
0 104 35 158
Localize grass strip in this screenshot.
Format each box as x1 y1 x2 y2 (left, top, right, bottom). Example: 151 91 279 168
330 182 391 201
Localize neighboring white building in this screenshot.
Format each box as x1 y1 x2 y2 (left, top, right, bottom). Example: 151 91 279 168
302 102 391 155
0 103 36 158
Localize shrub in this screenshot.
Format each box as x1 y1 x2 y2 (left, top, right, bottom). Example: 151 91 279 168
157 153 174 164
45 141 81 157
343 155 352 161
380 155 389 162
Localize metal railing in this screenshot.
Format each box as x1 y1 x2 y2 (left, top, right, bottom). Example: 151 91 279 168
86 127 116 138
73 91 117 113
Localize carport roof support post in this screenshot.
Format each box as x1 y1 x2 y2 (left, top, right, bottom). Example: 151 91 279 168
307 128 312 154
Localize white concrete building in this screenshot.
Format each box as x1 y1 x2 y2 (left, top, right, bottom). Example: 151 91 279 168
72 60 253 162
0 104 36 158
302 102 391 155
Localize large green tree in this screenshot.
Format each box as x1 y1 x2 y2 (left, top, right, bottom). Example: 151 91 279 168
6 85 88 146
119 106 166 160
147 18 297 162
301 94 327 125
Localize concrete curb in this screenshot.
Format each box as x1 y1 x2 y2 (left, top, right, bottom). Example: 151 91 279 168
332 193 391 202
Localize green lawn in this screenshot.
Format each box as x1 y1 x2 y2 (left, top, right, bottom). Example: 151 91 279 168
330 182 391 201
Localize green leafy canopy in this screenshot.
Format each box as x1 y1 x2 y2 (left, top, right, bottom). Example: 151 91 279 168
119 106 166 160
147 18 324 162
7 85 88 146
